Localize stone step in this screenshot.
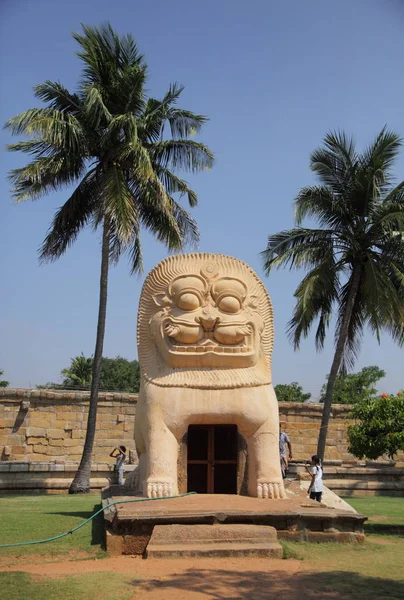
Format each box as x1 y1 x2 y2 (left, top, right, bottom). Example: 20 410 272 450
146 542 283 558
145 524 283 559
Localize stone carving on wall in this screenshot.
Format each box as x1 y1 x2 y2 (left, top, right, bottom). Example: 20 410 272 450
135 253 285 499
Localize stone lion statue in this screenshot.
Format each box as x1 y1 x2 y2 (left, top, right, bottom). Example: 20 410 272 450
135 253 285 499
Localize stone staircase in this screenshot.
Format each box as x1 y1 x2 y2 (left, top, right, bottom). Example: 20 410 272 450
145 524 283 558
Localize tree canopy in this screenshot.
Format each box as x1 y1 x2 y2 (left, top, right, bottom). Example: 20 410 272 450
0 370 9 388
274 382 311 403
99 356 139 393
39 354 140 393
320 366 386 404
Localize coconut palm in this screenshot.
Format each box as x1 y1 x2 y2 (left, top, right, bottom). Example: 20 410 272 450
5 24 214 492
61 353 93 388
261 129 404 460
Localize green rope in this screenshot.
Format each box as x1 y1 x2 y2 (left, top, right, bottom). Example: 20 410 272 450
0 492 197 549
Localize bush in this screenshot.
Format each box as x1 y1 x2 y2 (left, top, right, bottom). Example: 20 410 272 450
347 394 404 460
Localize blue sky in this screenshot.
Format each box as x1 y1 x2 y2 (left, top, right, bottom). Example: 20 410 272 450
1 0 403 397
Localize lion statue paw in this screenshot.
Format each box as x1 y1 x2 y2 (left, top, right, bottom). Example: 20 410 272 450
257 480 285 499
146 480 174 498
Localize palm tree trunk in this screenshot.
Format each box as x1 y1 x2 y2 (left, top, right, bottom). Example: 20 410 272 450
69 217 110 493
316 264 362 462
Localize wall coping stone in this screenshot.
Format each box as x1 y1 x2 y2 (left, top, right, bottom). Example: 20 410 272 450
0 461 136 473
0 388 138 403
1 389 354 414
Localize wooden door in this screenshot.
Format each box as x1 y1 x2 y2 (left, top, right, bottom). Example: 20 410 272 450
187 425 237 494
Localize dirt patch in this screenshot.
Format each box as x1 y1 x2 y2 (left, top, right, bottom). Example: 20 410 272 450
367 536 397 546
2 553 404 599
0 555 302 577
0 550 96 568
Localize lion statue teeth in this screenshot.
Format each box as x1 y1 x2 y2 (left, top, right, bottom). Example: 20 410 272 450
135 253 285 499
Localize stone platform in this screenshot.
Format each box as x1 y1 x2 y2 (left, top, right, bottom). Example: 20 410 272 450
102 488 367 556
146 524 283 558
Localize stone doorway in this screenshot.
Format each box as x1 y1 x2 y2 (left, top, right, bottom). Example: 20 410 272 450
187 425 238 494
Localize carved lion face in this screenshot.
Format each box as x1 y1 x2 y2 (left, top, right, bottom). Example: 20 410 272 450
138 254 274 388
149 267 264 368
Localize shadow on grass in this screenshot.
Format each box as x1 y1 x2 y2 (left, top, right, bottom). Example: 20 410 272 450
46 505 105 549
129 568 404 599
365 524 404 537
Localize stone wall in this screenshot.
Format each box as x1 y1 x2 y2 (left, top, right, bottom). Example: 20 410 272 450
1 388 403 465
280 402 355 463
0 388 137 464
280 402 404 465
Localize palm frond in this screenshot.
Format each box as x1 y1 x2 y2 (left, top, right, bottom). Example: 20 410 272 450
354 128 403 209
34 81 82 114
83 85 111 128
166 195 199 247
364 253 404 335
294 185 353 229
310 130 356 198
101 113 138 147
287 254 340 350
369 203 404 237
117 142 155 181
73 23 146 104
128 178 183 250
39 170 99 260
8 152 86 202
361 127 402 176
261 228 335 273
155 166 198 206
138 98 165 142
5 108 86 154
148 139 214 173
323 130 357 165
167 108 208 139
335 279 365 372
7 140 56 157
127 221 143 274
100 166 138 243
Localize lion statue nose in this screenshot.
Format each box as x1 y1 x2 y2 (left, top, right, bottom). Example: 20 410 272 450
198 315 219 332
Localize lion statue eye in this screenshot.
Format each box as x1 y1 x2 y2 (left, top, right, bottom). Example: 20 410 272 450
218 296 241 314
176 292 201 311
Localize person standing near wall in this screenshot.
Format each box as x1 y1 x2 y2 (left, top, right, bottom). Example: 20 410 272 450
110 445 126 485
279 423 293 477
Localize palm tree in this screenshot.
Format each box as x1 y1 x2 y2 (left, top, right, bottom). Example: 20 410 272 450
5 24 214 492
61 353 93 388
261 129 404 461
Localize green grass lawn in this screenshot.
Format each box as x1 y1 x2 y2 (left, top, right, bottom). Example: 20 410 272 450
0 494 105 559
343 496 404 525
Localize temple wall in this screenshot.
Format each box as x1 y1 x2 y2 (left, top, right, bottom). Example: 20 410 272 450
1 388 403 465
0 388 137 464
